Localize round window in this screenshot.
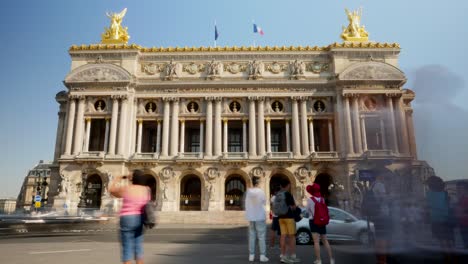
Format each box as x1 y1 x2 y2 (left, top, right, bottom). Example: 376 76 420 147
145 102 157 113
313 100 326 112
229 101 241 113
188 101 199 113
94 100 106 111
271 101 284 112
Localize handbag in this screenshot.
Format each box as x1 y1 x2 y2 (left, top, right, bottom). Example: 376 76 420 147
142 201 156 229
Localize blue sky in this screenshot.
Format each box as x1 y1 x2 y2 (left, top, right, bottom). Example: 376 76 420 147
1 0 467 198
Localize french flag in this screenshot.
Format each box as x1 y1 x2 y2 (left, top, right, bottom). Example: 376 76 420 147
253 23 264 36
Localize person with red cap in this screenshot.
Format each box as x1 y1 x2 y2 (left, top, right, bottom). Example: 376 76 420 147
306 183 334 264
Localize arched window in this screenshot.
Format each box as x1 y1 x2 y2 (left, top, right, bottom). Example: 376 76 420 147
225 175 246 210
180 175 201 211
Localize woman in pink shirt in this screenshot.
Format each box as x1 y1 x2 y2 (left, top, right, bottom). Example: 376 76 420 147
110 170 150 264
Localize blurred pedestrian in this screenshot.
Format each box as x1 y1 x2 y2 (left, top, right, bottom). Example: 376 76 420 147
110 170 151 264
245 176 269 262
455 182 468 248
269 186 281 249
273 179 300 263
426 176 455 263
306 183 334 264
369 174 391 264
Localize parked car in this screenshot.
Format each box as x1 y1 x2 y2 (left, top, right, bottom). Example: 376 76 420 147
295 206 374 245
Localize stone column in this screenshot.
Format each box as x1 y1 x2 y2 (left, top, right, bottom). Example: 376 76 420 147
285 119 291 152
156 120 162 154
336 94 346 155
170 99 180 156
328 119 334 151
360 117 368 152
199 119 204 154
291 97 301 156
309 118 315 153
248 98 257 156
344 95 354 155
65 96 76 155
54 111 66 159
103 118 110 153
380 119 388 150
242 118 247 153
117 96 128 156
137 119 143 153
108 96 119 155
223 118 228 153
386 96 399 153
406 110 418 159
205 99 213 157
257 98 266 156
352 96 363 154
161 99 171 157
266 117 271 153
300 99 310 156
179 119 185 154
72 96 86 155
397 98 410 155
214 98 222 156
84 117 91 152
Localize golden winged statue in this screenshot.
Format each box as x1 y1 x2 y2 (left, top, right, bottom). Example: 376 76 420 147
341 8 369 42
101 8 130 44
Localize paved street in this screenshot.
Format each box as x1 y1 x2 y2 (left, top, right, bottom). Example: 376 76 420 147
1 224 467 264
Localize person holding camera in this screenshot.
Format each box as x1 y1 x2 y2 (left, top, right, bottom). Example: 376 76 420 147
110 170 150 264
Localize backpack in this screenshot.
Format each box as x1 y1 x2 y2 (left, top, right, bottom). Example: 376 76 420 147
311 197 329 226
272 191 289 216
361 189 380 218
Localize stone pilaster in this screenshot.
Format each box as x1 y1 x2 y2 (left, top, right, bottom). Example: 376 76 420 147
300 98 310 156
161 98 171 157
291 97 301 156
352 96 363 154
205 98 213 157
108 95 119 155
343 95 354 155
72 96 86 155
170 98 180 156
248 97 257 157
257 98 266 156
117 96 128 156
386 95 399 153
214 98 222 156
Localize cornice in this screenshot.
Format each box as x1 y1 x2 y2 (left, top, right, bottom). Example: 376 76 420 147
69 42 400 53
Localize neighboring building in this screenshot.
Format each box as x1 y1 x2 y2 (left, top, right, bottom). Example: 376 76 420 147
48 9 434 218
446 179 468 202
16 160 51 211
0 198 17 214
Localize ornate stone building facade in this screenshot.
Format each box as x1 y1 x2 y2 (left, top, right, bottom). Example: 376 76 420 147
47 41 435 217
16 160 51 211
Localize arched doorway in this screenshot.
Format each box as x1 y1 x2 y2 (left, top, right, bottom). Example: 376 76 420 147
225 175 246 210
180 175 201 211
85 174 102 208
314 173 335 205
270 174 290 196
144 174 157 201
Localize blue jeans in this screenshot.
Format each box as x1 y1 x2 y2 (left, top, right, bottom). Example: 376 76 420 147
120 214 144 262
249 221 267 256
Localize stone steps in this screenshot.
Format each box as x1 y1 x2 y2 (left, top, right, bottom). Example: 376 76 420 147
156 211 248 225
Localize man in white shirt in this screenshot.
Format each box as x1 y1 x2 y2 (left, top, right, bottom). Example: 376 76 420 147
245 176 269 262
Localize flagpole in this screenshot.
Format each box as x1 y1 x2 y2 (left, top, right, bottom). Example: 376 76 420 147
214 20 217 47
252 19 255 47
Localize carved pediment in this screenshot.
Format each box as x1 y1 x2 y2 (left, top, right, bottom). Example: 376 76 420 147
339 62 405 81
65 63 132 83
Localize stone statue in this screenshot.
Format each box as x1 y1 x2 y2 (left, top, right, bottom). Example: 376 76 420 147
101 8 130 44
290 60 305 78
341 8 369 42
207 60 223 78
248 60 264 79
162 182 169 201
103 172 113 197
59 173 69 198
165 59 180 80
206 181 216 201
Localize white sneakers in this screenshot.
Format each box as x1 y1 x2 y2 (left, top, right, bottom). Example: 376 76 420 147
249 254 269 262
260 255 269 262
313 260 322 264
